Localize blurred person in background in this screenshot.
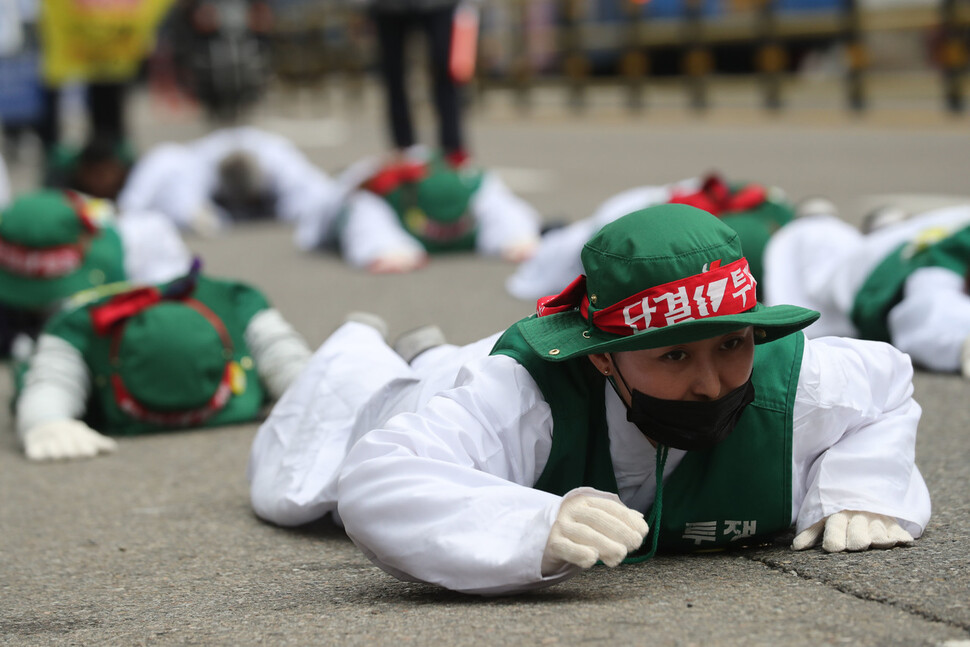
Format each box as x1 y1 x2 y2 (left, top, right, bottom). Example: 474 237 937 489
13 260 311 461
364 0 474 168
0 190 191 357
294 146 540 273
507 173 794 301
117 127 341 235
763 199 970 377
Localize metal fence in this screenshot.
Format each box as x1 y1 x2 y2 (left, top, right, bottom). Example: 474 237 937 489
267 0 970 113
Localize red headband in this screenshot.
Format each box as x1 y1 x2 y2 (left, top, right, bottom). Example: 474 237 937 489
537 258 757 336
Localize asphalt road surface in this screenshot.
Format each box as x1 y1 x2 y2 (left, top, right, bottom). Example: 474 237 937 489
2 83 969 646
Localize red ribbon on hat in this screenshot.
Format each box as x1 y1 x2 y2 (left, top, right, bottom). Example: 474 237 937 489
536 258 758 336
91 287 163 335
364 161 429 195
668 174 767 215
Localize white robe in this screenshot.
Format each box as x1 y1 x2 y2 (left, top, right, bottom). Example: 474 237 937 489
762 205 970 372
248 321 930 595
115 210 193 284
293 150 543 269
117 127 340 230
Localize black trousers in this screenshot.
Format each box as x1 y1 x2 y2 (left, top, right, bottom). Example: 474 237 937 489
37 81 128 150
371 6 464 154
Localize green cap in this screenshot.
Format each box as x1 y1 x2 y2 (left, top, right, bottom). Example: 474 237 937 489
516 204 819 361
116 301 229 412
0 190 126 309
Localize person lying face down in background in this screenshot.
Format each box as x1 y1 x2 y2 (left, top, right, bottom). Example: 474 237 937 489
762 198 970 377
248 204 929 595
115 126 341 236
14 261 311 461
506 172 793 302
292 146 542 273
0 189 190 357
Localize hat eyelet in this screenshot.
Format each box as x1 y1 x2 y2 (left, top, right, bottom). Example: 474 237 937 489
548 349 560 356
582 331 591 339
240 356 254 370
590 295 598 305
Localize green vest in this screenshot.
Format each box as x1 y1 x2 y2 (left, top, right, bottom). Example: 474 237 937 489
851 224 970 342
490 320 803 553
40 276 270 436
382 158 484 254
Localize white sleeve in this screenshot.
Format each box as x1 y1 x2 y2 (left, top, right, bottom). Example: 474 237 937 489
791 335 930 539
116 211 193 284
16 334 91 438
0 152 10 208
338 191 424 268
337 354 582 595
887 266 970 373
118 144 212 229
244 308 312 400
470 173 541 257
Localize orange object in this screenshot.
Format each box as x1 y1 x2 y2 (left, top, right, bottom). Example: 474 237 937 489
449 4 479 84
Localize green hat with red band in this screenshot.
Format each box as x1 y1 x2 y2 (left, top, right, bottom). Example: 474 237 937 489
516 204 819 361
0 190 126 310
90 270 243 426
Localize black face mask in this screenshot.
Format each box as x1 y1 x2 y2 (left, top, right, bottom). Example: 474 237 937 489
609 358 755 452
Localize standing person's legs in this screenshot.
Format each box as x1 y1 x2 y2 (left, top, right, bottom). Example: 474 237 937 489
420 6 464 159
87 82 126 142
372 11 415 151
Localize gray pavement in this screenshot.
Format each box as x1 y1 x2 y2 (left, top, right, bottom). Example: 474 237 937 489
2 83 970 646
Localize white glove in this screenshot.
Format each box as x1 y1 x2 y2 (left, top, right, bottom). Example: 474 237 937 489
367 249 428 274
22 419 118 462
500 236 540 263
188 203 223 238
541 492 649 575
792 510 915 552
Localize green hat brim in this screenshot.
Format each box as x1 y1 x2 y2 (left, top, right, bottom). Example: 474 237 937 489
517 302 820 361
0 232 125 310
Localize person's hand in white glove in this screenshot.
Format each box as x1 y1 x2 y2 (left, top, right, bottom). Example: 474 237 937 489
541 492 649 575
22 419 118 462
792 510 915 552
367 248 428 274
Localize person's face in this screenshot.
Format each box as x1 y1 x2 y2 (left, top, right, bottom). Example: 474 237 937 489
588 326 755 404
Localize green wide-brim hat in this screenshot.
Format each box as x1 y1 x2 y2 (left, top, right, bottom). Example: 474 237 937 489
118 302 228 411
0 191 126 309
517 204 819 361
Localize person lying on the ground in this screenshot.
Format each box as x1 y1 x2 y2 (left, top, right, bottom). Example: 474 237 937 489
763 199 970 376
248 204 929 595
0 189 190 356
116 126 341 235
506 173 793 301
14 262 311 461
293 146 542 273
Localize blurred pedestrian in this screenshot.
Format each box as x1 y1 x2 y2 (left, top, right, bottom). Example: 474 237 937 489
366 0 473 167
